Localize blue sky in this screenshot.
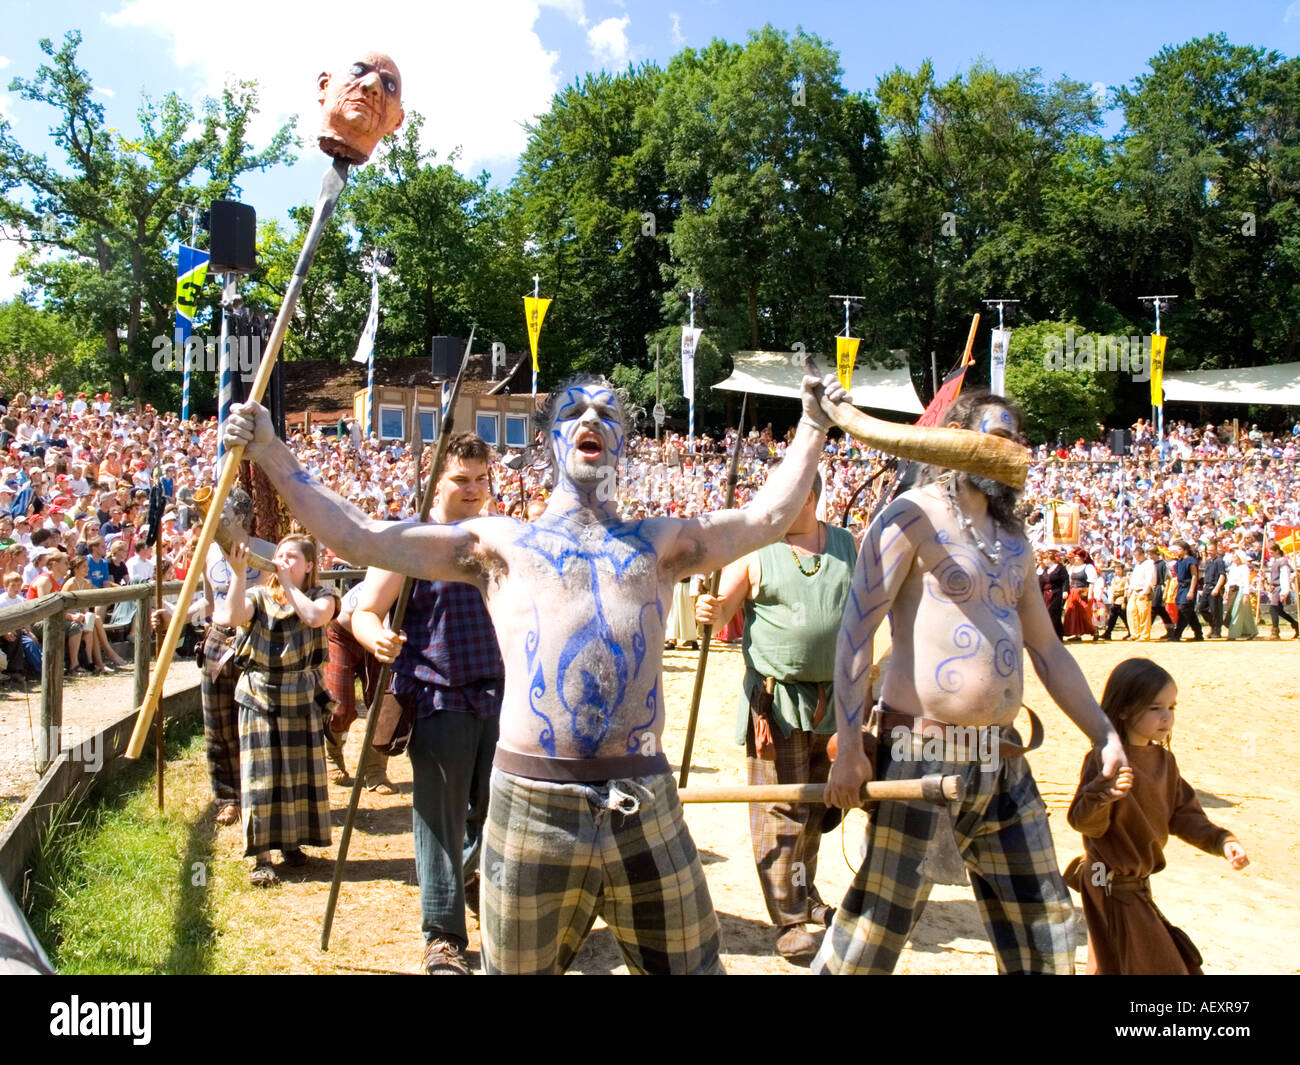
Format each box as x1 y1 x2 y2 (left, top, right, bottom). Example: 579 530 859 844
2 0 1298 295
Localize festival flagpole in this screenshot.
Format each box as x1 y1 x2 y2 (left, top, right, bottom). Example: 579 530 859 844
678 391 747 788
525 277 550 400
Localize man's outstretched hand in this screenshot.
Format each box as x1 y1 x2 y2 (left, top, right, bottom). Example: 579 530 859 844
801 373 849 432
222 401 276 464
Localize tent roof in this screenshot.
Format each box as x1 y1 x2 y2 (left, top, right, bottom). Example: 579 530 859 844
1163 362 1300 406
713 349 923 415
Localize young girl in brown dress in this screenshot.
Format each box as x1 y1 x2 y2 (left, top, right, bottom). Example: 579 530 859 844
1067 658 1249 973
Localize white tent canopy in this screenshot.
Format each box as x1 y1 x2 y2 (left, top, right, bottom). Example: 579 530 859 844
713 349 924 415
1163 362 1300 406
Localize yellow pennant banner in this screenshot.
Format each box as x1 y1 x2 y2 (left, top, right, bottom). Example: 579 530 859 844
1149 334 1167 407
525 296 551 372
835 335 861 392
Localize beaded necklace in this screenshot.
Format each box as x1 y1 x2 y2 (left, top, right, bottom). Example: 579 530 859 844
786 523 824 577
942 474 1004 566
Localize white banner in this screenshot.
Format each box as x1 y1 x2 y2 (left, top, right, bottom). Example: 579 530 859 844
990 328 1011 397
681 326 701 402
352 270 380 363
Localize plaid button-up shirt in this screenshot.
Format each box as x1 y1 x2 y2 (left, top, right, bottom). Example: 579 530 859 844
392 577 504 718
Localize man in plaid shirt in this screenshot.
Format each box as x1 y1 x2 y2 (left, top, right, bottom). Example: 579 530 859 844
350 434 504 976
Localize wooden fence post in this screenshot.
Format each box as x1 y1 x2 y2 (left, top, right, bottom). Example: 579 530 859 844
133 586 151 712
38 609 65 774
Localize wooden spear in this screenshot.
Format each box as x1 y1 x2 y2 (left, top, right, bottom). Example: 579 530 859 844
125 159 351 760
677 392 747 788
321 327 475 951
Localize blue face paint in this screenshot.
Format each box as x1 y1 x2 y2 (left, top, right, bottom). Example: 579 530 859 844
979 408 1017 436
550 386 626 489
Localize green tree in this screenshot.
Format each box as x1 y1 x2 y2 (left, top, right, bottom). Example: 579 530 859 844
512 65 672 386
871 60 1101 387
645 26 882 358
0 31 295 404
1003 320 1117 443
0 296 103 395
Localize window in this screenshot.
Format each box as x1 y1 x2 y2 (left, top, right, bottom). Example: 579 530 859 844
504 414 529 449
417 408 439 443
476 413 499 447
378 406 405 440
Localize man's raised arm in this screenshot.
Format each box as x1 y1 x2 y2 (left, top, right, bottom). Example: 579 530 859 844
222 401 482 584
662 374 847 579
824 497 921 809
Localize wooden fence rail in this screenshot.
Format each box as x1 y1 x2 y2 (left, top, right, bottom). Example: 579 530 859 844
1 570 362 775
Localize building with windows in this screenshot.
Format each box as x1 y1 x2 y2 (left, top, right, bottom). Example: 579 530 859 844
281 349 537 450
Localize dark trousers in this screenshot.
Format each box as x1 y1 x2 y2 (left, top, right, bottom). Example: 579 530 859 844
1268 603 1298 634
1152 598 1174 629
408 710 500 950
1103 605 1129 638
1170 601 1203 641
1198 593 1224 637
1047 595 1065 640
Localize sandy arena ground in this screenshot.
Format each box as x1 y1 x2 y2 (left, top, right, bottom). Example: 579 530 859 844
2 632 1296 974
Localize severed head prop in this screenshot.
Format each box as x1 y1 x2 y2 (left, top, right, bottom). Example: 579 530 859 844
317 52 405 163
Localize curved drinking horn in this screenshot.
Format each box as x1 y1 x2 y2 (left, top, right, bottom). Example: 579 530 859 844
805 358 1030 490
191 486 275 572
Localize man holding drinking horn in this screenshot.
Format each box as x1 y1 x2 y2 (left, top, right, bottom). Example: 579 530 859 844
814 389 1131 974
222 371 849 973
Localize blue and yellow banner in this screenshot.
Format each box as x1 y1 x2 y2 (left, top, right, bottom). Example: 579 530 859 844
175 245 210 421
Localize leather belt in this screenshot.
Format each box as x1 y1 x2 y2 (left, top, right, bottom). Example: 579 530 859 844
493 746 670 783
878 703 1043 760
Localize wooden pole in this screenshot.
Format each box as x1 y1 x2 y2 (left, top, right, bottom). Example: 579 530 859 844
678 773 963 806
37 611 65 774
321 328 477 951
126 159 350 760
678 392 747 788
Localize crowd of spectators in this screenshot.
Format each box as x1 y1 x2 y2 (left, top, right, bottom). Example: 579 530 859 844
2 385 1298 682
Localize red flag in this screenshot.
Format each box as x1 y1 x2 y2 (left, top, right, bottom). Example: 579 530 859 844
915 366 969 428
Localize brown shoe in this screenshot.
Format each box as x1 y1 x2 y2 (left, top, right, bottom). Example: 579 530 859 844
423 937 472 975
776 926 819 965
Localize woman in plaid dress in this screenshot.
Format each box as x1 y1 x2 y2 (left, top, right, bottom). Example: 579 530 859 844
223 534 338 885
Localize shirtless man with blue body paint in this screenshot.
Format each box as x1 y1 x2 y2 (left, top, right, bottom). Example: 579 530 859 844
817 390 1130 974
222 371 849 973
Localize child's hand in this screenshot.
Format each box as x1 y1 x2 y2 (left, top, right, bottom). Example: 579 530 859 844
1101 765 1133 801
1223 839 1249 870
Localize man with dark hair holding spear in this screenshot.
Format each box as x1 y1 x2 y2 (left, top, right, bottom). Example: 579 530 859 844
223 370 850 973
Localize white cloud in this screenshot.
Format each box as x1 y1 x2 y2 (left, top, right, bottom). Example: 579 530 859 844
94 86 116 99
587 15 631 68
540 0 587 26
669 12 685 49
105 0 565 176
0 237 29 301
1089 81 1107 105
0 56 11 69
1286 2 1300 24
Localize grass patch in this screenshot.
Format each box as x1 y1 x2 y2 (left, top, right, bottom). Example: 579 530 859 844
22 713 272 975
0 799 17 827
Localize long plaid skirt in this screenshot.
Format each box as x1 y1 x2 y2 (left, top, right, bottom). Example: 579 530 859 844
480 768 724 975
239 702 332 857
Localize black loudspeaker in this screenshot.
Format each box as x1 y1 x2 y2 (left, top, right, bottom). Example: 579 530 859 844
208 200 257 274
1109 429 1132 457
431 336 462 378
